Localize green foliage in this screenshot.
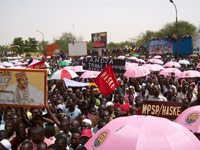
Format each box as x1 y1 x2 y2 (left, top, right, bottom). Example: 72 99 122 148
24 37 38 52
135 20 197 47
87 41 92 51
0 45 9 52
53 32 76 53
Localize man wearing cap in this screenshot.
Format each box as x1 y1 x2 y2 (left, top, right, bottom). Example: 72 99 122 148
0 72 44 105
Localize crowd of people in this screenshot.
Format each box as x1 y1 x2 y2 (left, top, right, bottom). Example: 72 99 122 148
0 53 200 150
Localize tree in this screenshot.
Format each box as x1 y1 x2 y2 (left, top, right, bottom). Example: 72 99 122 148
24 37 39 52
53 32 76 53
135 20 197 47
11 37 25 54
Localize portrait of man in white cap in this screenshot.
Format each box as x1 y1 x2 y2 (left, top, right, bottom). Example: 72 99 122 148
0 71 44 106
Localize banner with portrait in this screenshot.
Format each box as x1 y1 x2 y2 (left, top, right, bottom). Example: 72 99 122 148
46 44 60 56
0 68 47 108
149 38 173 55
91 32 107 48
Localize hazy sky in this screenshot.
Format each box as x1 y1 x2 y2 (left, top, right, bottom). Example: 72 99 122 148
0 0 199 45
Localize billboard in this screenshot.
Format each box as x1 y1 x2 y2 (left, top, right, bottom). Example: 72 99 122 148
194 33 200 50
46 44 60 56
149 39 173 55
68 41 88 56
91 32 107 48
0 68 47 108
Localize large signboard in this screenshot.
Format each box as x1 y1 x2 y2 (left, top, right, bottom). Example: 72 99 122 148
142 100 182 120
149 39 173 55
68 41 88 56
46 44 60 56
0 68 47 108
83 57 125 73
92 32 107 48
194 33 200 50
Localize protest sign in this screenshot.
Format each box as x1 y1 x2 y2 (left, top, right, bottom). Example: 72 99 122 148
91 32 107 48
94 64 119 96
142 100 182 120
0 68 47 108
83 57 125 73
46 44 60 56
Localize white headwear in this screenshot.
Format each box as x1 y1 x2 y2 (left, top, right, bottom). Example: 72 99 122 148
106 101 114 108
0 139 11 150
82 119 92 126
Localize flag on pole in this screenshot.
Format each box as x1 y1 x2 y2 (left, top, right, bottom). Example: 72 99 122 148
28 58 45 69
94 64 119 96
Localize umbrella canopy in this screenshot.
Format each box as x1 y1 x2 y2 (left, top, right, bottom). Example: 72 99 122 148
125 62 138 70
58 61 70 66
164 61 181 68
80 71 100 79
175 106 200 133
178 70 200 78
179 60 190 65
128 57 139 61
124 66 150 78
50 68 78 79
142 64 164 72
189 54 199 59
85 116 200 150
148 59 164 65
132 54 140 57
117 56 126 59
160 68 182 76
153 55 162 59
2 62 14 67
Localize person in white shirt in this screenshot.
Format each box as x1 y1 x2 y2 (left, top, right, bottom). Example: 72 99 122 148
148 85 167 102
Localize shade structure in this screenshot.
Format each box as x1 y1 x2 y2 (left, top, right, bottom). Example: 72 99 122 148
117 56 126 59
159 68 182 77
148 59 164 65
132 54 140 57
125 62 138 70
178 70 200 78
197 63 200 69
179 60 190 65
50 69 78 79
58 61 70 66
164 61 181 68
67 66 84 72
2 62 14 67
128 57 139 61
124 66 150 78
153 55 162 59
80 71 100 79
142 64 164 72
175 106 200 133
85 115 200 150
189 54 199 59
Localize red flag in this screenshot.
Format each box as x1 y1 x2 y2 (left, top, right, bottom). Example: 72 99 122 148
28 58 45 69
94 64 119 96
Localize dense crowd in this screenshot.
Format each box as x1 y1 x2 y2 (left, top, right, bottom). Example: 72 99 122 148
0 53 200 150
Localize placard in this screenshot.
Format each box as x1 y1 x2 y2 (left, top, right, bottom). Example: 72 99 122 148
68 41 87 56
92 32 107 48
83 57 125 73
142 100 182 120
0 68 47 108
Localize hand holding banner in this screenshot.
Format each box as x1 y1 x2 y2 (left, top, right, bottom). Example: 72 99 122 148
94 64 119 96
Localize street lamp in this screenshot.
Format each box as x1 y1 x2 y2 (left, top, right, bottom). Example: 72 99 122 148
36 30 45 56
170 0 179 59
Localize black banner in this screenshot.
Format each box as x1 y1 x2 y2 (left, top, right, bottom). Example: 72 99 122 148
92 32 107 48
83 57 125 73
142 100 183 120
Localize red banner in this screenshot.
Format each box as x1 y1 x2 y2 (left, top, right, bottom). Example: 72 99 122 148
94 64 119 96
28 58 45 69
46 44 60 56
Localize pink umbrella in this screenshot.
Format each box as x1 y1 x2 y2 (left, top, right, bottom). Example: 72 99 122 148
125 62 138 70
50 68 78 79
164 61 181 68
197 63 200 69
124 66 150 78
64 66 84 72
148 59 164 65
46 56 51 59
128 57 139 61
80 71 100 78
175 106 200 133
153 55 162 59
160 68 182 76
178 70 200 78
85 116 200 150
137 58 146 64
142 64 164 72
117 56 126 59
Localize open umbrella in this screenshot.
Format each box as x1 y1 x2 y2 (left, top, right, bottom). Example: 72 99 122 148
50 68 78 79
159 68 182 77
175 106 200 133
142 64 164 72
164 61 181 68
148 59 164 65
85 116 200 150
178 70 200 78
58 61 70 66
153 55 162 59
124 66 150 78
189 54 199 59
117 56 126 59
80 71 100 79
2 62 14 67
179 60 190 65
132 54 140 57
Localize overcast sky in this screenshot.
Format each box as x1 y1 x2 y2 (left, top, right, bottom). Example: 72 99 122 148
0 0 199 45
